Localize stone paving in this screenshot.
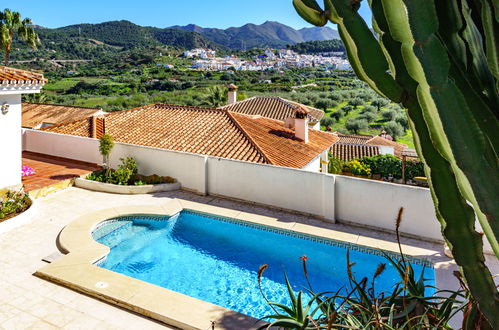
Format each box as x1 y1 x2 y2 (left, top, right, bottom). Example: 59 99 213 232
0 187 497 329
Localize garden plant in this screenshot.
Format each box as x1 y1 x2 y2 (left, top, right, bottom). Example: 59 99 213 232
258 209 467 329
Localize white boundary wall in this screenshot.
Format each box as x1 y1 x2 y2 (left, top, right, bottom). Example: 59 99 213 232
23 129 493 253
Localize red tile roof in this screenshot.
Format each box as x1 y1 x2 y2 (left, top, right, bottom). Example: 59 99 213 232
0 66 47 85
43 104 337 169
331 143 380 161
366 136 408 157
334 132 374 144
220 96 325 123
230 112 338 168
22 103 102 129
333 132 408 158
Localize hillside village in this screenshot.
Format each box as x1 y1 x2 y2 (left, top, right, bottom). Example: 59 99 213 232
187 48 351 71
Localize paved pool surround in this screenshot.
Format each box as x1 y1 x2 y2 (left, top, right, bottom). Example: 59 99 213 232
34 198 446 330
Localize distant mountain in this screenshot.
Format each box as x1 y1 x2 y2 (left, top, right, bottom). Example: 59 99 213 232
35 20 222 50
19 20 340 60
171 21 340 49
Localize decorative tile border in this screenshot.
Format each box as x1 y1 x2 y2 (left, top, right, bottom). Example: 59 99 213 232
93 209 433 268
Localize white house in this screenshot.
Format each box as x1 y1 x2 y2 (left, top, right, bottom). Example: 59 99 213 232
0 67 46 190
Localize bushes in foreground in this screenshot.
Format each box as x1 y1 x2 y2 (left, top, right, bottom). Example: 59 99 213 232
87 157 176 186
0 190 32 221
328 154 425 182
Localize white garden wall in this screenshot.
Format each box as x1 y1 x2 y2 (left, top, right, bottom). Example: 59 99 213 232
22 129 493 253
24 129 101 164
207 157 335 220
335 175 443 241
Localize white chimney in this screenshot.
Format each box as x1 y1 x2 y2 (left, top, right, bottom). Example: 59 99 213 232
293 105 310 143
227 84 238 105
295 118 309 143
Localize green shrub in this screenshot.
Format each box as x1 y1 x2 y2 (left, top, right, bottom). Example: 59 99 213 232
87 157 177 186
99 134 114 170
343 160 371 177
361 154 401 179
0 190 32 220
327 155 343 174
360 154 425 181
405 160 425 181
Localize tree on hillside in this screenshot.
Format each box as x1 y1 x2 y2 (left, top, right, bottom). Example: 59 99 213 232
0 9 40 65
293 1 499 325
341 105 353 115
345 118 368 134
371 98 389 111
384 121 404 141
358 111 376 123
315 99 332 111
330 109 344 122
348 97 363 109
381 109 397 121
395 114 409 132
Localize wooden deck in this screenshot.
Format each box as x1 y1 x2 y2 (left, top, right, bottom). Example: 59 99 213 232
22 152 100 192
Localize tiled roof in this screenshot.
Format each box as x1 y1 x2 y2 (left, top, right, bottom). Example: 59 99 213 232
0 66 47 85
366 136 408 157
44 104 337 168
230 113 337 168
333 132 408 158
22 103 102 129
334 132 374 144
331 143 380 161
219 96 325 123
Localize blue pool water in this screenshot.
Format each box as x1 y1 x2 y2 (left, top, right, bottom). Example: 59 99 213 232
93 211 435 319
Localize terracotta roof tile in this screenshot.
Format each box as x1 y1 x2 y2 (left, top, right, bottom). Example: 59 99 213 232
333 132 408 158
334 132 374 144
0 66 47 84
366 136 408 157
331 143 380 161
220 96 324 123
22 103 102 129
230 112 337 168
43 104 337 169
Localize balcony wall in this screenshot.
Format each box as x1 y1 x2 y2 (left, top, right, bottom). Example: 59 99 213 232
22 129 493 254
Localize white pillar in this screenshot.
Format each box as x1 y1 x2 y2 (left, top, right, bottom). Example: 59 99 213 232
0 94 22 189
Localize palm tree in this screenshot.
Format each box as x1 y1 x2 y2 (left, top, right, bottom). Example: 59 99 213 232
206 86 227 107
0 9 40 65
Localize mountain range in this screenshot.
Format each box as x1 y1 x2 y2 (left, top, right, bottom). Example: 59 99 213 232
170 21 340 49
34 20 339 50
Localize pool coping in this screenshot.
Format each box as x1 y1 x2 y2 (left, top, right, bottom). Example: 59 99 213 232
35 198 445 330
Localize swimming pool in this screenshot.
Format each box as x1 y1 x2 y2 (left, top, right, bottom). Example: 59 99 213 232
93 210 435 319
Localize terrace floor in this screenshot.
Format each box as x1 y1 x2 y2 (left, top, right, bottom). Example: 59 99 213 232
22 152 100 193
0 187 497 329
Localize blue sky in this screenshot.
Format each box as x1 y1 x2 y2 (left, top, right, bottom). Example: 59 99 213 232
3 0 372 29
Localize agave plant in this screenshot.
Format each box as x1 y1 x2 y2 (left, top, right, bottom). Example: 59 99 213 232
257 208 466 329
292 1 499 327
